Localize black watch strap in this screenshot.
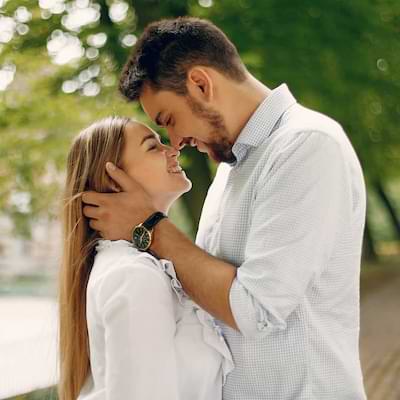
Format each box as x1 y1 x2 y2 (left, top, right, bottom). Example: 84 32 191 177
142 211 168 230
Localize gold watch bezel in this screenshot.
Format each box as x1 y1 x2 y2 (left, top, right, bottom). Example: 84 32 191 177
131 223 153 251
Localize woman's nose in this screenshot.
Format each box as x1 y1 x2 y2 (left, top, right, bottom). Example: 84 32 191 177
163 144 180 158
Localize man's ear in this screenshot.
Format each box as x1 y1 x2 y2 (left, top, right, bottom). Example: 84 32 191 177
186 67 214 102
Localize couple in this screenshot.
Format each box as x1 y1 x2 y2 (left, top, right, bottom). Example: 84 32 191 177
58 17 367 400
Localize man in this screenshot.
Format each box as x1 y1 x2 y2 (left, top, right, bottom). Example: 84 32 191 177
83 17 367 399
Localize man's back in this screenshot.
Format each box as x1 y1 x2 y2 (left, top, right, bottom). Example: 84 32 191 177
196 86 367 399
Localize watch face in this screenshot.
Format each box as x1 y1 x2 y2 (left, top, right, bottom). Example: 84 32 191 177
132 226 151 250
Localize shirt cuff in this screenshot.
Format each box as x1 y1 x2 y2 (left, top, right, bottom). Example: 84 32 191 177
229 277 287 339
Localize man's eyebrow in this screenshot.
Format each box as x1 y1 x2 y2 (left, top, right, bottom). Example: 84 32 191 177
140 132 162 145
155 112 164 126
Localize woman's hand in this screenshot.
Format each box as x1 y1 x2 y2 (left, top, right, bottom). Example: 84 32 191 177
82 162 156 240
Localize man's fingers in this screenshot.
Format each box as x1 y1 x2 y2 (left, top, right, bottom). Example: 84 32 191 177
89 218 100 231
82 191 103 206
83 205 100 219
106 162 136 192
109 182 121 193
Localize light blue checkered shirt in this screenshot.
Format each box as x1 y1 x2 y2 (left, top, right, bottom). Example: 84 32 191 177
195 84 367 399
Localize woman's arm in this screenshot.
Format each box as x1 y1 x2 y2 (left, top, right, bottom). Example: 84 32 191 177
97 261 179 400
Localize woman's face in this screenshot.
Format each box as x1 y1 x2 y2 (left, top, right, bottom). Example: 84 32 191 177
120 121 192 211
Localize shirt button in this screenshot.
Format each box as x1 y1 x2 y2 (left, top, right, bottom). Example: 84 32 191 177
257 321 268 331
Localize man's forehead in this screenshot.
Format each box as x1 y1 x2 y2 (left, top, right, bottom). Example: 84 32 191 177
140 85 178 107
139 86 161 121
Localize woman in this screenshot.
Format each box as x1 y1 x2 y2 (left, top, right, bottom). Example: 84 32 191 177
58 116 233 400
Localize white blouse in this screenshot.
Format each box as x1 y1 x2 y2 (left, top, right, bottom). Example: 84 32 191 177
78 239 233 400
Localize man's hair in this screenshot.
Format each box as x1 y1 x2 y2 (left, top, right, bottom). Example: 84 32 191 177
119 16 247 101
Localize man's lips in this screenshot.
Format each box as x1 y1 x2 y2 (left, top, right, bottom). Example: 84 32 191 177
184 138 221 162
184 138 212 156
187 138 204 150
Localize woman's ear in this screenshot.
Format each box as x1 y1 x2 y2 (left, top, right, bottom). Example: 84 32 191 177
187 67 214 102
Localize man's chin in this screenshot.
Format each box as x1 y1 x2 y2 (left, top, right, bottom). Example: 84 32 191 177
197 142 224 163
206 147 222 163
197 144 215 160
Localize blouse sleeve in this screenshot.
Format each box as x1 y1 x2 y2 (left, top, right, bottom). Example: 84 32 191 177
96 259 179 400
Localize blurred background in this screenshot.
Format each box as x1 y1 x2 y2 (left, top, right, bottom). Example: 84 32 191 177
0 0 399 399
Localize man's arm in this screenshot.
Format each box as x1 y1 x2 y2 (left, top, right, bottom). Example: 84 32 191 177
226 131 350 339
150 217 238 329
82 162 239 329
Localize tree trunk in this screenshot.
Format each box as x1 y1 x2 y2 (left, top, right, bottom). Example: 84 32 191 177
375 181 400 239
98 0 128 69
362 217 378 262
180 149 212 233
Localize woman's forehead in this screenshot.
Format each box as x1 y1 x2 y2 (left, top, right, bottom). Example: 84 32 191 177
124 121 158 144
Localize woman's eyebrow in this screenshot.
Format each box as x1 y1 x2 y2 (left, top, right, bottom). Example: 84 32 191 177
140 133 161 145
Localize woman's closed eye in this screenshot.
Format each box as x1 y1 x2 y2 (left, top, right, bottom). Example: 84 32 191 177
148 138 162 151
148 143 158 151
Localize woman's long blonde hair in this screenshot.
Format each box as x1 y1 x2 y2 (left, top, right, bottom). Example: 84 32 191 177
58 116 131 400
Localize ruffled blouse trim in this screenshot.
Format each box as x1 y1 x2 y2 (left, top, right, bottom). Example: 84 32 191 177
95 239 136 253
158 257 234 384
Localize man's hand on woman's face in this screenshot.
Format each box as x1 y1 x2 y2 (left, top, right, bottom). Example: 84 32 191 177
82 162 156 240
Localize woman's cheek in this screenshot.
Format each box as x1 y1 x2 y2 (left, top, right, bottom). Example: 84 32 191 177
143 163 166 192
129 165 151 191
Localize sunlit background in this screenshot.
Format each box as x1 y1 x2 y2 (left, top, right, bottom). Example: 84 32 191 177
0 0 399 399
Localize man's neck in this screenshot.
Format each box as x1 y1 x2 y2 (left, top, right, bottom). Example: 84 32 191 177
227 74 271 144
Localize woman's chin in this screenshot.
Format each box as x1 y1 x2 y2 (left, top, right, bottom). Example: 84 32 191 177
183 177 192 192
179 176 193 195
167 171 192 194
177 172 192 193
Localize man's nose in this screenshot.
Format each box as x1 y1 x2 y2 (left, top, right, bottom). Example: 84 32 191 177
168 130 187 151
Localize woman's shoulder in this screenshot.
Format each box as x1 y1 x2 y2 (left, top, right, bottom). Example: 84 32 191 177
89 239 172 297
87 240 187 316
92 239 159 272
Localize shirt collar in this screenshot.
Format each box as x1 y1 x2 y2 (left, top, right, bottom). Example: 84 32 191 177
230 83 297 166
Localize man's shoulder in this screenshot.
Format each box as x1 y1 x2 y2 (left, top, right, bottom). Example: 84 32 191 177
266 104 348 153
247 103 359 185
284 102 342 132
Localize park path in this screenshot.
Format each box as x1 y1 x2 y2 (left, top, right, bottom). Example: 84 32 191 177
0 297 58 399
360 271 400 400
0 269 398 399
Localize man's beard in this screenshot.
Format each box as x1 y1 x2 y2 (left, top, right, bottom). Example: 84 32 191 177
186 95 237 164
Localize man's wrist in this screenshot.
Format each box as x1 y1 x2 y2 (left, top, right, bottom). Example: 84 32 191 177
129 210 167 254
148 216 169 259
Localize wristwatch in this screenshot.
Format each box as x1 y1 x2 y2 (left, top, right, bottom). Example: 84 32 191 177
131 211 168 253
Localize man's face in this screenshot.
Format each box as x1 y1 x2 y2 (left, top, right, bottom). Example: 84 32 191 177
140 85 236 164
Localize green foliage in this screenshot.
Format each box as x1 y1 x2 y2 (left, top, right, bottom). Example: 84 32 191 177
1 0 399 239
192 0 400 182
7 386 57 400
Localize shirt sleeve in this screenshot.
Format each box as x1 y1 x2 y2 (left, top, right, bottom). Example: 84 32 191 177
229 130 350 339
96 259 179 400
